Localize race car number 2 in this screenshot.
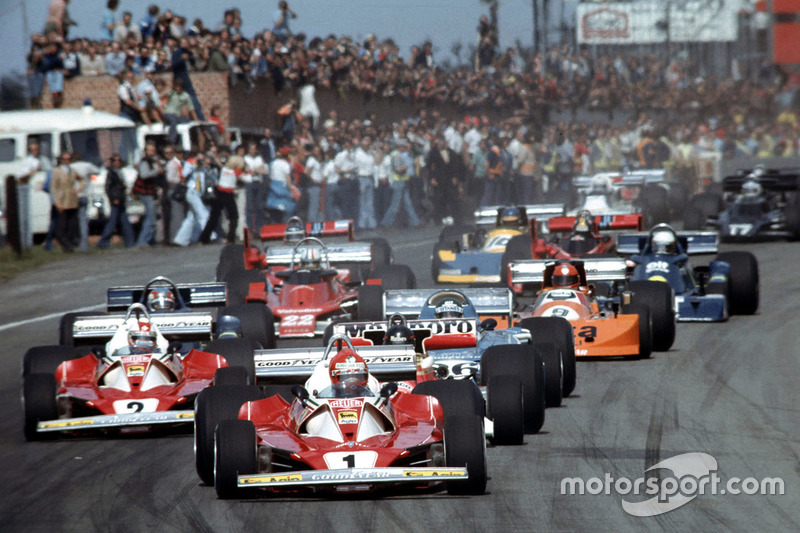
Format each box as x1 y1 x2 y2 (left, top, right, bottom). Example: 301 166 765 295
112 398 159 413
323 451 378 469
283 315 315 326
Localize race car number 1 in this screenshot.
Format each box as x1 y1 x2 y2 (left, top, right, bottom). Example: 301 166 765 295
323 451 378 469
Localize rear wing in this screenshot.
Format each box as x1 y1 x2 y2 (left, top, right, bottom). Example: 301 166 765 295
572 170 665 189
258 220 354 241
70 312 214 343
331 318 480 353
722 172 800 193
106 282 227 312
382 288 513 320
509 257 629 285
263 242 373 266
617 231 719 255
254 344 417 383
474 204 566 227
545 213 643 234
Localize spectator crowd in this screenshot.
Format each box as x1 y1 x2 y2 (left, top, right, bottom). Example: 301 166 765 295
22 0 800 251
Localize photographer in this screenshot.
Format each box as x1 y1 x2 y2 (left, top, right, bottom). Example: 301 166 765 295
272 1 296 43
134 142 164 247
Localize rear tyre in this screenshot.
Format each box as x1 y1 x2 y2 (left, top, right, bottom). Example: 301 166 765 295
220 303 275 349
223 269 264 306
23 345 78 377
487 375 524 445
23 373 59 441
204 338 258 384
216 244 245 281
366 264 416 290
536 342 563 407
365 237 392 267
716 251 759 315
444 414 487 495
639 184 670 227
500 234 533 285
627 281 675 352
516 317 576 397
481 345 545 433
412 379 485 419
438 225 475 245
262 384 296 402
621 303 652 359
689 192 724 219
59 312 103 346
356 284 384 321
214 419 258 499
195 385 263 486
213 366 250 386
682 206 706 231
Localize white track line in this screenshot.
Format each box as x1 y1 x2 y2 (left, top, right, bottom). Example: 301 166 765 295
0 304 104 332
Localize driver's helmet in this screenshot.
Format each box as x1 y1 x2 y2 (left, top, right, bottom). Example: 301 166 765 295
552 262 580 288
146 287 176 311
285 217 306 243
328 348 369 396
128 321 157 352
500 206 523 227
742 178 762 198
573 210 595 235
435 299 464 319
299 245 322 270
650 225 678 254
384 324 415 345
589 173 613 193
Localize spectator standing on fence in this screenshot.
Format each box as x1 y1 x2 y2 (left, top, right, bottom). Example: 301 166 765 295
200 155 244 244
101 0 119 42
51 152 81 253
45 0 77 42
354 136 377 229
97 153 135 249
272 1 297 44
114 11 142 44
162 78 196 144
139 5 160 40
171 36 205 120
134 142 162 247
42 40 65 109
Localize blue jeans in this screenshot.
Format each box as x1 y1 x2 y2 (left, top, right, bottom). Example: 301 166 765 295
135 194 157 246
357 176 377 229
380 180 419 227
244 181 267 233
305 184 323 222
97 202 135 248
480 178 498 207
173 187 209 246
335 177 360 222
78 197 89 252
325 182 341 220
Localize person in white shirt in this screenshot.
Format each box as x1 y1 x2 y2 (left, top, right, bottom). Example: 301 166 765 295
322 148 340 220
303 144 324 222
354 136 377 229
266 145 298 223
333 139 358 222
243 142 268 232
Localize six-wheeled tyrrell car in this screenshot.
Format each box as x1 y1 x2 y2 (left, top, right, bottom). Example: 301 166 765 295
431 204 566 284
59 276 275 350
22 303 257 440
683 167 800 241
218 220 415 339
194 335 487 498
509 258 676 358
320 288 576 442
617 224 759 322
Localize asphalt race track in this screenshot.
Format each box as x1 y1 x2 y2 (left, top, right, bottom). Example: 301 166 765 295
1 226 799 532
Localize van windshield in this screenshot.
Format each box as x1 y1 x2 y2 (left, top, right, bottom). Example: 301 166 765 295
61 127 136 166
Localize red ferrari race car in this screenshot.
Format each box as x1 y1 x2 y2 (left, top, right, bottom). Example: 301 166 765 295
22 303 257 440
509 258 676 358
194 334 487 498
218 219 416 339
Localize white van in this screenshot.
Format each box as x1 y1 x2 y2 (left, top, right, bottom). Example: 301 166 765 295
0 106 138 238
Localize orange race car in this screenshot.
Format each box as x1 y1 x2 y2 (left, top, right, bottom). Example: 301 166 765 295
513 258 674 359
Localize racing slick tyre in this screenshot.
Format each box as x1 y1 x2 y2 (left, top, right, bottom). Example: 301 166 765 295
213 366 250 387
59 312 103 346
356 285 384 321
203 338 258 386
222 269 265 306
364 237 392 267
689 192 724 219
535 342 564 408
682 206 706 231
716 251 759 315
639 184 670 228
23 373 59 441
438 225 475 245
23 345 79 376
366 264 416 290
214 419 258 499
500 234 533 286
785 198 800 241
481 345 545 434
487 375 524 446
262 384 296 402
221 303 275 349
216 244 245 281
444 414 487 495
667 181 691 221
195 384 263 486
627 281 676 352
412 379 485 419
621 303 652 359
516 317 576 398
431 242 448 282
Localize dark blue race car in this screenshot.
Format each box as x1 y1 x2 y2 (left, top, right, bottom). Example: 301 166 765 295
618 224 759 322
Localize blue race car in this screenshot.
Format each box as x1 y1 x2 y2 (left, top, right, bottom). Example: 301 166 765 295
617 224 759 322
683 166 800 241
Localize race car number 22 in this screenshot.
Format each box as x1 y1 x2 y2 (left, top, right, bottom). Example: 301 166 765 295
283 315 314 326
